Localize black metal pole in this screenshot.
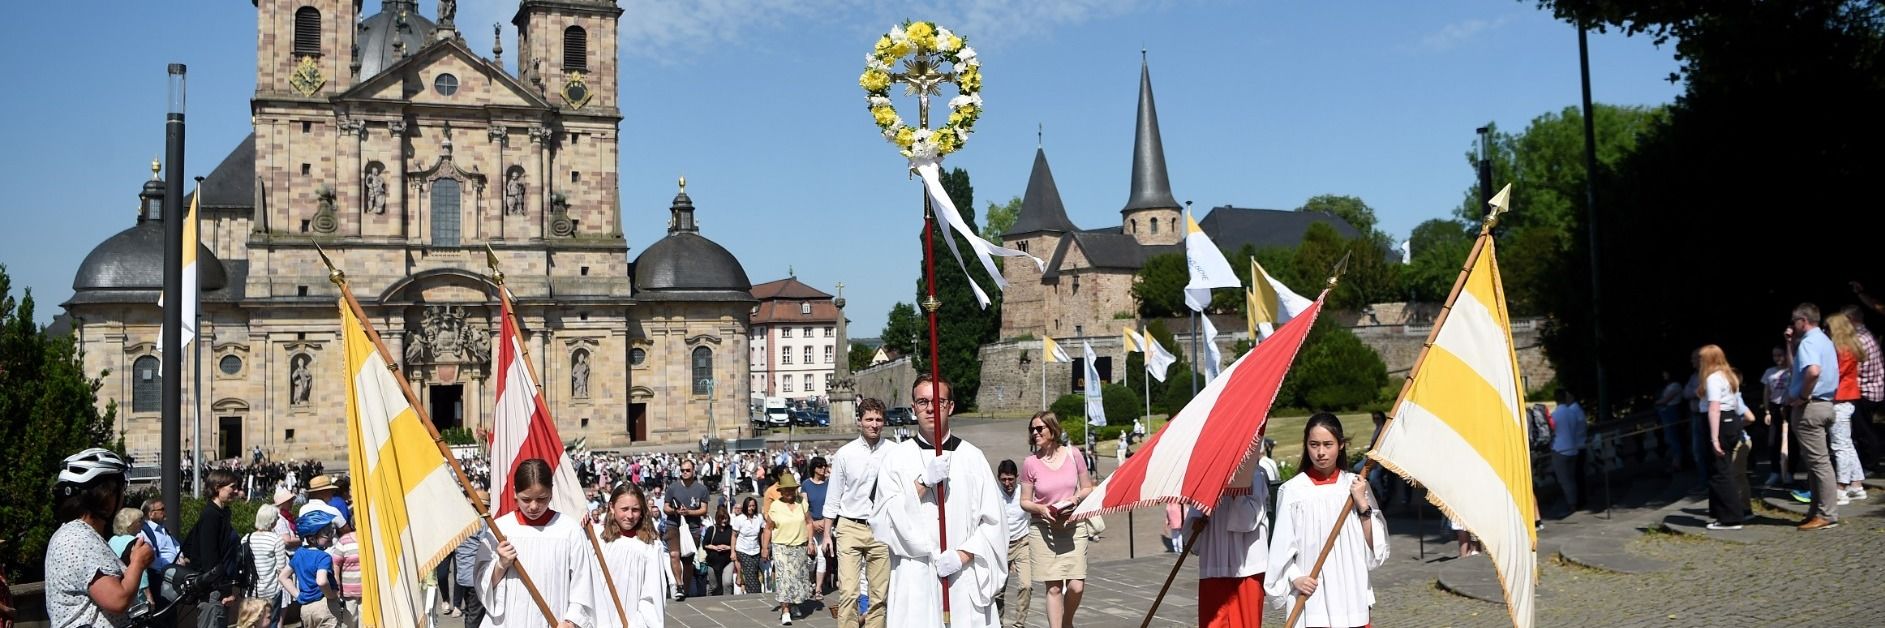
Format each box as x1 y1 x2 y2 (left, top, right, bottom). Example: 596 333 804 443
161 63 187 520
1577 23 1610 423
1477 126 1494 211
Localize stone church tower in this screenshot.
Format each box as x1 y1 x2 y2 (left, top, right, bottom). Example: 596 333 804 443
65 0 753 464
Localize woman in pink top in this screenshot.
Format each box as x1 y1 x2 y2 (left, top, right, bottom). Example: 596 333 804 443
1019 411 1096 628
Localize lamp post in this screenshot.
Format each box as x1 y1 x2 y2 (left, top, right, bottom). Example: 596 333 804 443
161 63 187 519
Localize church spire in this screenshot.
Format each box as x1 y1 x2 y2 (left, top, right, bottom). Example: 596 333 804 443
668 176 697 234
1006 147 1077 238
1121 54 1179 214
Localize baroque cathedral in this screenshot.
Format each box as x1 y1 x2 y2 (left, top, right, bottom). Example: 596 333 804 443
64 0 755 462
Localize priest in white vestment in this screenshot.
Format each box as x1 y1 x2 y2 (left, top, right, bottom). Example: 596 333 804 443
870 376 1009 628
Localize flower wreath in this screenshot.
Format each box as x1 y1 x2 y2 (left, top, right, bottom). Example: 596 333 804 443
859 21 982 161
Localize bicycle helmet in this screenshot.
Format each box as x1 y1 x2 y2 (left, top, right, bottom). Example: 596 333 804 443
57 447 129 487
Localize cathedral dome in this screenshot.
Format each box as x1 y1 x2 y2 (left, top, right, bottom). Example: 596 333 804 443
356 0 438 79
632 185 752 302
72 220 227 296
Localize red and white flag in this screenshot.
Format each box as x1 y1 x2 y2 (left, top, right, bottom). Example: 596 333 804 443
1075 293 1325 518
490 289 590 518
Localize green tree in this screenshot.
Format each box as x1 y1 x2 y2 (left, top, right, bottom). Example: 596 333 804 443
1403 219 1475 303
981 195 1022 241
1298 194 1379 235
848 342 876 373
1526 0 1885 407
1131 253 1190 318
1 265 117 581
910 167 1002 410
1454 106 1663 315
1276 317 1389 412
880 303 921 361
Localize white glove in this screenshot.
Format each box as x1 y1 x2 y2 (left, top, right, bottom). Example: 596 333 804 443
934 549 964 578
922 452 952 486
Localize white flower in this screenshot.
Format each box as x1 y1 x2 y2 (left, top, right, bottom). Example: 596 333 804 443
890 25 907 44
937 27 955 44
870 96 892 108
947 94 971 110
913 128 933 143
955 47 978 68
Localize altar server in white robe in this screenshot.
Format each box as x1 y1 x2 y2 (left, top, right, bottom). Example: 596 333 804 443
870 375 1008 628
1188 453 1270 628
478 459 598 628
591 483 666 628
1265 414 1388 628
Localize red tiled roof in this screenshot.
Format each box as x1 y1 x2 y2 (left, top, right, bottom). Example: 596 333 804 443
751 277 833 301
752 300 840 325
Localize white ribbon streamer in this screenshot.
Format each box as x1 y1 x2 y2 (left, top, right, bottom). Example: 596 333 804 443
914 161 1044 308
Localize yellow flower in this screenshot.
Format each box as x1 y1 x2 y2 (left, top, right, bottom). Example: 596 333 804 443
907 22 937 51
859 69 891 92
943 35 963 52
874 36 893 58
935 128 958 153
960 65 981 91
871 106 899 127
888 41 913 59
895 127 915 148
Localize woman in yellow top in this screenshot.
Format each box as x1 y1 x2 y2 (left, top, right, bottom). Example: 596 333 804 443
765 472 813 626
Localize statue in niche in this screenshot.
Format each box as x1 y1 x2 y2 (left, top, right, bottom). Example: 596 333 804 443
572 351 590 398
365 164 387 214
290 354 313 406
404 331 426 364
503 169 526 215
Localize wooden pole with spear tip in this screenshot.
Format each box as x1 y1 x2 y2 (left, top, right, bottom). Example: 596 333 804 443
1136 251 1350 628
317 244 561 626
1283 186 1512 627
487 246 633 628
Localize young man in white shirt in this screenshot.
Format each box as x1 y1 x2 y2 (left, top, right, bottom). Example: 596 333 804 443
994 460 1032 628
824 398 893 628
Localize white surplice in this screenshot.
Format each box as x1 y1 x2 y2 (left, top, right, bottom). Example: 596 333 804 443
870 435 1009 628
589 535 666 628
1263 471 1388 628
476 511 598 628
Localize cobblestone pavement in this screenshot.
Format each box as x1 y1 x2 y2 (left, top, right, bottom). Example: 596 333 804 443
433 418 1885 627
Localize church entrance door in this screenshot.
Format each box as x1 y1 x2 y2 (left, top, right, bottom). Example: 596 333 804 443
431 384 464 431
218 416 242 460
629 403 647 442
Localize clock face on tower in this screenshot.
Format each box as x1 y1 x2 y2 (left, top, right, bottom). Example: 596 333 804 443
562 71 592 109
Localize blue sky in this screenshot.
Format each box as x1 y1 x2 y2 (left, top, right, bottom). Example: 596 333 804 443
0 1 1680 336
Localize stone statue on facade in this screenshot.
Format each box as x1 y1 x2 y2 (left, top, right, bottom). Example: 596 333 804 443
290 355 313 406
405 305 490 366
572 351 590 398
439 0 456 25
503 169 526 215
365 164 387 214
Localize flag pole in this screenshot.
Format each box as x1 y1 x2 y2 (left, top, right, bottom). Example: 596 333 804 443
320 247 561 626
1284 198 1505 626
488 247 633 628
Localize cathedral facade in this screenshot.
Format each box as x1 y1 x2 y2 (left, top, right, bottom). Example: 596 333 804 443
64 0 754 463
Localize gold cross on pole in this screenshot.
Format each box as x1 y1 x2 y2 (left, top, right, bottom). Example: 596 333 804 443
889 57 955 128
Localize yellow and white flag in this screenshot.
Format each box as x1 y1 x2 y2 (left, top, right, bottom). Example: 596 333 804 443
1183 209 1240 312
340 301 481 628
1122 327 1145 353
1246 257 1310 341
158 191 200 358
1370 229 1537 628
1043 335 1072 363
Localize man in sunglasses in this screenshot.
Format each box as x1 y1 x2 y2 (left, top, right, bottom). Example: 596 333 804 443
665 460 711 599
870 374 1009 627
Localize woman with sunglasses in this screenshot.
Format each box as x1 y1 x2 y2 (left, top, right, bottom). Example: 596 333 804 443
1019 411 1094 628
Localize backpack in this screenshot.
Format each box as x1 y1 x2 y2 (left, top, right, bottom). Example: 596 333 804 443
231 533 258 593
1527 403 1553 450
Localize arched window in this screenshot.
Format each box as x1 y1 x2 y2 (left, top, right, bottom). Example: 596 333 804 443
563 26 588 71
691 347 712 395
132 356 161 413
293 7 322 57
1149 218 1159 234
431 178 462 246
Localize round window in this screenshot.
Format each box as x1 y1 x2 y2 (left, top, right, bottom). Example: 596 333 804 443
219 355 242 375
433 73 459 96
630 348 647 366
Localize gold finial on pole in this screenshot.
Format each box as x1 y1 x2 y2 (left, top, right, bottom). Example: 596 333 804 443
484 244 505 286
1326 250 1354 288
678 175 687 192
1482 182 1513 234
150 158 161 179
316 242 344 286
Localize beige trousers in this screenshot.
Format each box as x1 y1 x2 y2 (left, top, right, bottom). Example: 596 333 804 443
834 517 890 628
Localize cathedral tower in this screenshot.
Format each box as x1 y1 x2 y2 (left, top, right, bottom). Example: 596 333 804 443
1120 57 1183 246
